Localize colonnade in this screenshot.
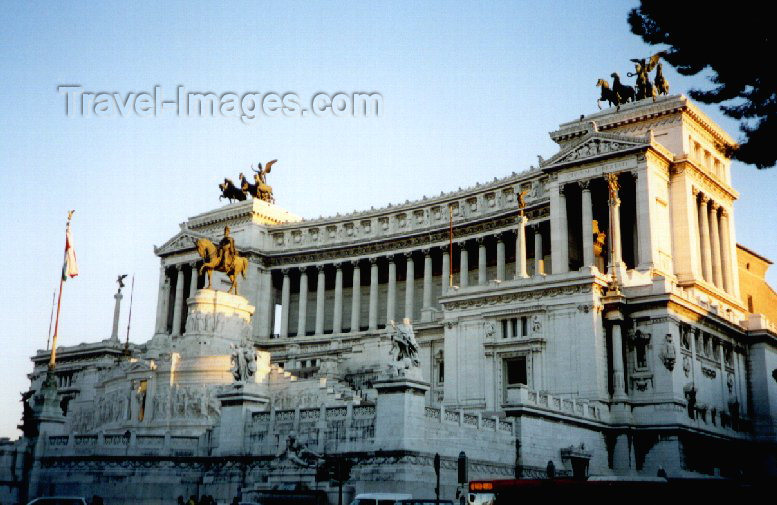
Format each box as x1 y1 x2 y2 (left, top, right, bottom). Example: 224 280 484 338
266 223 548 338
694 189 733 292
155 261 199 337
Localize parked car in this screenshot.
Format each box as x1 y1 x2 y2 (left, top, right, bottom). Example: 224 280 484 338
26 498 89 505
350 493 412 505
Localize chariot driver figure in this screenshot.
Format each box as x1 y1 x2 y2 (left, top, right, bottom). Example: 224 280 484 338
217 225 236 271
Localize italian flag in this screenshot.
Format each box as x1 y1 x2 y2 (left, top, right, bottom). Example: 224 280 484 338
62 222 79 281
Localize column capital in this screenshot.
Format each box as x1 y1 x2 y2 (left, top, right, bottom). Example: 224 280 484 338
691 187 700 197
316 264 326 272
334 262 342 270
439 245 450 255
281 267 290 276
578 179 591 191
422 247 432 257
710 201 720 211
494 232 504 242
298 266 308 275
699 194 710 204
533 224 543 234
189 260 198 268
404 251 414 260
558 184 567 197
387 254 396 263
720 208 729 218
175 263 183 272
368 257 379 265
350 259 361 268
476 236 485 245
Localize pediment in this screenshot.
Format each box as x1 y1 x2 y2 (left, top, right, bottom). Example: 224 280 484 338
154 229 205 256
541 132 649 171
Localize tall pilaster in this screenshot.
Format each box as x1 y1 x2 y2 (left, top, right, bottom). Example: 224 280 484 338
634 170 654 270
255 267 273 338
189 262 199 298
333 263 343 333
368 258 379 330
606 309 627 401
404 252 415 320
297 267 308 337
459 242 469 288
477 237 487 285
533 226 544 276
719 209 733 293
496 234 505 281
171 264 185 337
280 268 290 338
698 195 713 282
350 260 361 332
516 216 528 278
441 247 450 295
315 265 325 335
387 256 396 324
709 203 723 288
580 180 594 269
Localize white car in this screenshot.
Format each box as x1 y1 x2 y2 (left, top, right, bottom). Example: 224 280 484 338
26 498 89 505
350 493 413 505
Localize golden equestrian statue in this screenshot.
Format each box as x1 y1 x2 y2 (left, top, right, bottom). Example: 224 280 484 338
194 226 248 295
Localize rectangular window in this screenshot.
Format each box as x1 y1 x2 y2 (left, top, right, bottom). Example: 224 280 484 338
438 361 444 384
505 357 527 386
520 316 528 337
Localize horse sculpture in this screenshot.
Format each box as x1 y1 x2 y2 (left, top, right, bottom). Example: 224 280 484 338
596 74 635 111
596 79 619 110
194 238 248 295
219 178 247 203
238 172 260 199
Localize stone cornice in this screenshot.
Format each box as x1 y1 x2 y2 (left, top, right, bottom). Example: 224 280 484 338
672 157 739 202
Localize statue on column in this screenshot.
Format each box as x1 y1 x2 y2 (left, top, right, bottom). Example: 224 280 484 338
592 220 607 272
194 226 248 295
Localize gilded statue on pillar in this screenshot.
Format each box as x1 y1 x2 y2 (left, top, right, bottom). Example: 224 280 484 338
592 220 607 272
605 173 620 204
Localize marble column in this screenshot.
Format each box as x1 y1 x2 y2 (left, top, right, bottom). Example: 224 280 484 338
350 260 361 332
297 267 308 337
607 175 623 272
556 184 569 273
516 216 528 278
422 249 433 311
280 268 290 338
441 247 450 295
533 226 544 276
171 264 185 337
477 237 487 285
634 170 653 270
404 252 415 320
315 265 325 335
698 195 713 282
505 319 514 339
459 242 469 288
110 290 123 342
332 263 343 333
368 258 379 330
155 266 168 334
189 262 199 298
709 203 723 288
580 180 594 268
719 209 733 292
257 267 273 339
496 234 505 281
387 256 396 324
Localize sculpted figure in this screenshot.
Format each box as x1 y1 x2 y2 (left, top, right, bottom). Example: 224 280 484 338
388 318 420 375
218 178 247 203
628 52 663 101
276 431 322 467
251 159 278 203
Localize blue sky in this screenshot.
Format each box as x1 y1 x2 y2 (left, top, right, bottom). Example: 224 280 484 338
1 1 774 438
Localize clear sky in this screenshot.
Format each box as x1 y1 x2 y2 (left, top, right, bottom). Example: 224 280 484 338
1 1 774 439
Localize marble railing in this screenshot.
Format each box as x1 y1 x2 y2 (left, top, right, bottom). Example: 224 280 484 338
247 405 377 454
46 432 204 457
504 384 603 423
423 405 516 435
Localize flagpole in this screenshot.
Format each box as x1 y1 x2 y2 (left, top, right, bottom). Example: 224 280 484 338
49 211 75 370
46 290 56 351
124 274 135 355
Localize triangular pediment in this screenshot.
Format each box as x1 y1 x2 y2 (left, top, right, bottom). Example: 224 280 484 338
541 131 649 171
154 229 206 256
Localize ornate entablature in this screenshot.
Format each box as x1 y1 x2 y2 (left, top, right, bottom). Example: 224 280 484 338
539 130 662 175
264 171 549 257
